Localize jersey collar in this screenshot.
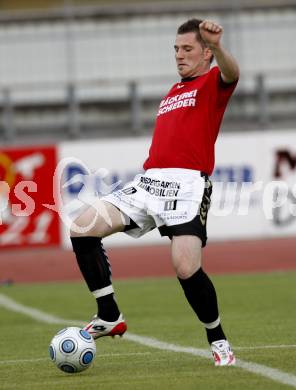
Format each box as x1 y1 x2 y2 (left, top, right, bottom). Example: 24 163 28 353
181 76 198 82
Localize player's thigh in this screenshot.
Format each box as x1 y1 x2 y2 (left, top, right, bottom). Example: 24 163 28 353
70 200 126 237
171 235 203 278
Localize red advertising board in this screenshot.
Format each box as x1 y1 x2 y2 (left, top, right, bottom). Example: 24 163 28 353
0 145 60 248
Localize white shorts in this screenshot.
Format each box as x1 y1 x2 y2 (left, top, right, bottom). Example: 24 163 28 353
102 168 208 239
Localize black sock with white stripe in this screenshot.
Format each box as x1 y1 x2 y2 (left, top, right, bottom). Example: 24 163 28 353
178 267 226 344
70 236 120 322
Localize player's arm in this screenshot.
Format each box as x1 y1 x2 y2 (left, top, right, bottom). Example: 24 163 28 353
199 20 240 83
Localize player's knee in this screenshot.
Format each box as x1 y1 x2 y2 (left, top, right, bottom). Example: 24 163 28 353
172 239 202 278
70 214 101 238
70 221 93 238
174 260 200 279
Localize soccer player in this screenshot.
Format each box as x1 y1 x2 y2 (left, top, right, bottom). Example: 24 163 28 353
70 19 239 366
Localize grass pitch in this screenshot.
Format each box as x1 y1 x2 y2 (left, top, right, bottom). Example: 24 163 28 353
0 272 295 390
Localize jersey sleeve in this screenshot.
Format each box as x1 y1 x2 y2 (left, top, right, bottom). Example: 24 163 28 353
211 66 238 107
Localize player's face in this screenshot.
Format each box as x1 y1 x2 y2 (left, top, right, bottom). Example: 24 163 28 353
174 32 208 78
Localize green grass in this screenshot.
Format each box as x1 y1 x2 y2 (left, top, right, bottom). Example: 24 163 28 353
0 272 296 389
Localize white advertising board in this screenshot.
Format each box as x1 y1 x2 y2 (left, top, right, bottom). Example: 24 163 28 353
209 129 296 240
58 137 163 248
58 130 296 248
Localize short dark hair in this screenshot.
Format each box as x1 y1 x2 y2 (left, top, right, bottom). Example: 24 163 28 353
177 19 214 63
177 19 206 47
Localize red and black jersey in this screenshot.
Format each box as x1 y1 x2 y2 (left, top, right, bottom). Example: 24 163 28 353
143 66 238 175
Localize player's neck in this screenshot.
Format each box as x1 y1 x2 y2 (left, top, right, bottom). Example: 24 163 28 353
181 68 210 82
191 66 211 77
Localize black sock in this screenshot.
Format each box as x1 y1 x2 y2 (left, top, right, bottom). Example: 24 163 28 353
178 267 226 344
71 236 120 321
206 324 226 344
97 294 120 322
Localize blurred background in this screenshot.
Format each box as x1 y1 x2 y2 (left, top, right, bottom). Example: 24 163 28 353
1 6 295 386
0 0 295 142
0 0 296 281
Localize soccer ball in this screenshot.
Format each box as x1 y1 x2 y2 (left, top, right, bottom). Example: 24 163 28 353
49 327 96 373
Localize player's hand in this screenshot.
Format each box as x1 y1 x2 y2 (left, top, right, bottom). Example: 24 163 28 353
199 20 223 48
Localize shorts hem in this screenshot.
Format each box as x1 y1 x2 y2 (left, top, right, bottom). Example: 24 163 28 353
158 222 207 248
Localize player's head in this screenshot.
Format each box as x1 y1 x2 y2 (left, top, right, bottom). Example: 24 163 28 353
175 19 214 78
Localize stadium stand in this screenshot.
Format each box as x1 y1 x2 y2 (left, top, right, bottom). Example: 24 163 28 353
0 0 295 143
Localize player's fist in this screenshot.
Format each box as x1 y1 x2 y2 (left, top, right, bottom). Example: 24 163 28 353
199 20 223 48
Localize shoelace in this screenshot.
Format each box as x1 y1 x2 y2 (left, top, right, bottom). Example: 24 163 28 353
217 344 230 359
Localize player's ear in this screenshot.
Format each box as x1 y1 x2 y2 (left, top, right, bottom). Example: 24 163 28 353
203 47 213 62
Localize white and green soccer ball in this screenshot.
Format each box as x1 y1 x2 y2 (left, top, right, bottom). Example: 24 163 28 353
49 327 96 373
